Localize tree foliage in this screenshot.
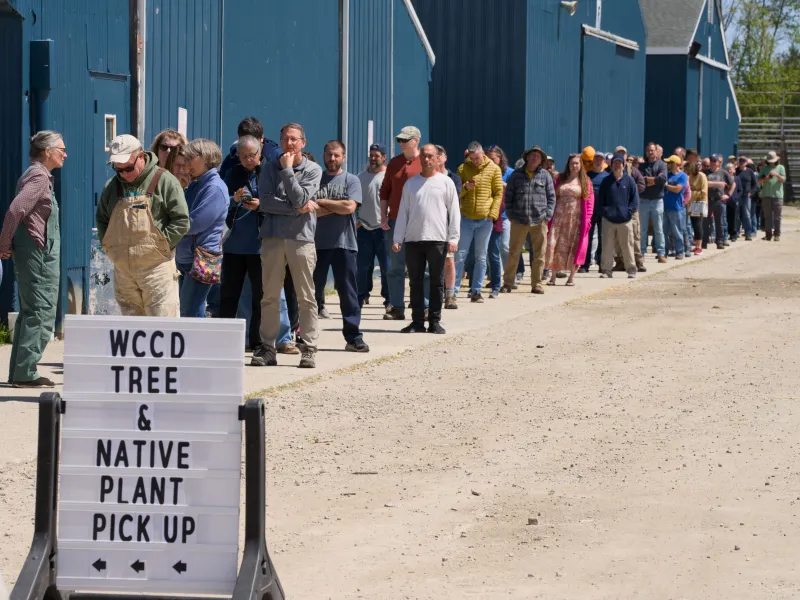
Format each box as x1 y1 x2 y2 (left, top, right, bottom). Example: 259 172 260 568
724 0 800 114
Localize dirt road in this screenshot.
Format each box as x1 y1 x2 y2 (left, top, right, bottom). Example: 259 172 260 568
3 218 800 598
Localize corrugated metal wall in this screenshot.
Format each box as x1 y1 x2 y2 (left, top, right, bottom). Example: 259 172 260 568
146 0 222 146
221 0 340 155
580 36 645 157
391 0 432 157
413 0 525 167
525 1 582 164
685 59 701 150
348 0 391 169
700 65 738 157
694 0 727 65
644 55 688 154
4 0 130 322
0 6 23 320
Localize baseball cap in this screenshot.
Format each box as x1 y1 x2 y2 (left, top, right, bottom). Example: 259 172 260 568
614 145 628 154
665 155 682 164
546 155 554 162
395 126 421 141
612 153 625 164
710 153 723 162
605 153 614 162
369 143 387 155
107 134 143 164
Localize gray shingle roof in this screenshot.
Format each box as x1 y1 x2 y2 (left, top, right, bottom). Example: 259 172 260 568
640 0 705 50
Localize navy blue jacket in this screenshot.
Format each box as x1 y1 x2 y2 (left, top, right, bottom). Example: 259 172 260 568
639 160 668 200
599 172 639 224
223 159 265 255
219 138 280 182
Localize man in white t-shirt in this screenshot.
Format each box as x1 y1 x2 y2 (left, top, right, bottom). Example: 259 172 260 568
392 144 460 334
356 143 389 310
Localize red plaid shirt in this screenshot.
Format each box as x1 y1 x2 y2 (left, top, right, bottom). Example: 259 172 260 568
0 163 53 252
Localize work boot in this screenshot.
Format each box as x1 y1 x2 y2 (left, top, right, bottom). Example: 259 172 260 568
250 345 277 367
298 348 316 368
401 322 427 333
11 377 55 389
637 263 647 273
657 256 667 264
428 322 446 334
532 283 545 294
499 285 512 294
383 308 405 320
613 259 626 272
445 296 458 309
471 292 484 303
277 341 300 355
345 338 370 353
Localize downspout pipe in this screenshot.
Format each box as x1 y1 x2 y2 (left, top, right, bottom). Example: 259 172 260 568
341 0 350 171
131 0 146 141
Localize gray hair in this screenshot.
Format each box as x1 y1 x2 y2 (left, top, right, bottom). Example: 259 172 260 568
29 130 63 161
184 138 223 169
237 135 260 152
725 162 736 171
467 141 482 153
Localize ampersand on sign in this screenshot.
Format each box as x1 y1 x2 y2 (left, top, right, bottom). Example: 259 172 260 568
137 404 152 431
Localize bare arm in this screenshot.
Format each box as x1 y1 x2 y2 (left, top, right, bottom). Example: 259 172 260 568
316 199 357 215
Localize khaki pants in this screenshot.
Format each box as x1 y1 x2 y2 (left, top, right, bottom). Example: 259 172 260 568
601 218 635 274
113 259 180 317
615 210 643 267
504 221 548 289
260 237 318 351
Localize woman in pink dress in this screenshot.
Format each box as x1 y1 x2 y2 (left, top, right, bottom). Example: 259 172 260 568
545 154 594 286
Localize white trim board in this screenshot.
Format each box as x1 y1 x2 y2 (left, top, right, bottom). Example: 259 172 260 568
695 53 730 72
400 0 436 66
582 25 640 51
727 73 742 120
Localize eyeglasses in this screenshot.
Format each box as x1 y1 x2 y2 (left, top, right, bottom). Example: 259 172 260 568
281 136 303 143
114 155 141 174
52 147 67 153
159 143 180 152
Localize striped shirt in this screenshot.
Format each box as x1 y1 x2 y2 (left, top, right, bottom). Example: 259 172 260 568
0 163 53 252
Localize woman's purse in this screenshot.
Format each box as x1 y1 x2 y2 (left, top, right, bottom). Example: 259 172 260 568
189 236 223 285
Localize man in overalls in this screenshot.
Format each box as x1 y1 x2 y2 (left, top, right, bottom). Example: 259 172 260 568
96 135 190 316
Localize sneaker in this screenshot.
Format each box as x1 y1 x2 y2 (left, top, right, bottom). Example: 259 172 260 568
11 377 55 389
250 345 277 367
675 254 684 260
627 272 636 279
745 235 753 241
298 348 316 369
532 283 545 294
319 307 331 319
637 264 647 273
599 272 613 278
657 256 667 264
578 266 589 274
277 342 300 355
774 235 781 242
385 304 393 314
471 292 484 303
730 237 737 242
445 296 458 309
345 338 370 353
717 243 725 250
488 289 499 299
383 308 405 320
763 235 772 241
724 240 731 247
512 281 519 289
428 322 446 334
400 322 427 333
499 285 512 294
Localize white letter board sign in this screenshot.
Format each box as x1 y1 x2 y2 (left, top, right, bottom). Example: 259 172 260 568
57 315 245 595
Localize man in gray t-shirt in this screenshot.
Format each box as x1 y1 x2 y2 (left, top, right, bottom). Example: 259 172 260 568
312 140 368 352
356 143 389 308
705 154 734 248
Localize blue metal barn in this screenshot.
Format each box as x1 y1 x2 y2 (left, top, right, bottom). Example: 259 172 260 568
641 0 740 157
0 0 432 326
412 0 647 168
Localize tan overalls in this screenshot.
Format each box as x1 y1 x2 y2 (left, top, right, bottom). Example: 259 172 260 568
102 169 180 317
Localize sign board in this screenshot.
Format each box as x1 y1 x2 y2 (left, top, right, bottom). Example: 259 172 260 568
57 316 245 595
177 107 188 138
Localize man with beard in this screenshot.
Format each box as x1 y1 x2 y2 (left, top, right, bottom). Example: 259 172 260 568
313 140 368 352
356 143 390 309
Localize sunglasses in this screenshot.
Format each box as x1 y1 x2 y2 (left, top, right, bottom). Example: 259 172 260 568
114 155 140 174
396 137 410 144
159 143 180 152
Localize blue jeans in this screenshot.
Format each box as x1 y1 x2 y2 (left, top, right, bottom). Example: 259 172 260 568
357 227 389 306
454 217 493 295
177 262 213 318
639 199 665 257
664 210 685 257
683 209 693 253
206 283 221 317
739 196 754 236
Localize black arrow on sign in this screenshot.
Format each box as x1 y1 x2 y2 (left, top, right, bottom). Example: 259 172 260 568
92 559 106 572
131 560 145 573
173 560 187 574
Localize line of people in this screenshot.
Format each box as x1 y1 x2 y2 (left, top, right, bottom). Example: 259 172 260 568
0 122 786 386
